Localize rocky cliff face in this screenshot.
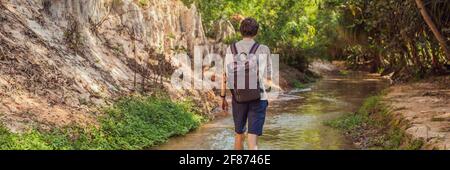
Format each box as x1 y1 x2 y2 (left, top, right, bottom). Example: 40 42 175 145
0 0 218 131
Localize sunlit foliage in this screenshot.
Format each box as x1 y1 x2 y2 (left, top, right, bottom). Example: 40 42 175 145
192 0 340 71
334 0 449 80
191 0 449 79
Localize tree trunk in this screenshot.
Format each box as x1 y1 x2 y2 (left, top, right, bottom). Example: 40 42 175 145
415 0 450 61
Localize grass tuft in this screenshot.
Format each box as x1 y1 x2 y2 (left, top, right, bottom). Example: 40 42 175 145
292 79 308 89
325 95 424 150
0 95 202 150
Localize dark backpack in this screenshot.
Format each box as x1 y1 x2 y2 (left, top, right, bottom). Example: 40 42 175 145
227 42 261 103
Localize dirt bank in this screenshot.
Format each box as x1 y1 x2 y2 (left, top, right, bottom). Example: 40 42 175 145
325 60 449 149
383 76 450 149
327 74 449 150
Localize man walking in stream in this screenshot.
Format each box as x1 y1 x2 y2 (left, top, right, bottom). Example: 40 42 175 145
220 18 273 150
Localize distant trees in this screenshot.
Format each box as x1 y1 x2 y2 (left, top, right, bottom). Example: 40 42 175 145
334 0 449 80
190 0 449 80
415 0 449 61
192 0 340 71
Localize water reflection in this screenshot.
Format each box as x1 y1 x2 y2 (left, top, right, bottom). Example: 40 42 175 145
156 72 388 150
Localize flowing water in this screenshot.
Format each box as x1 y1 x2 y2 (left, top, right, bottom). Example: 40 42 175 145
157 72 389 150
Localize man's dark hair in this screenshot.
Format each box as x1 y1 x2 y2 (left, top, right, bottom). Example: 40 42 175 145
239 18 259 37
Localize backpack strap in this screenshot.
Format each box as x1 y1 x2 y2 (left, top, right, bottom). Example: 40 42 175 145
230 42 259 55
249 43 260 54
230 43 238 55
250 43 261 90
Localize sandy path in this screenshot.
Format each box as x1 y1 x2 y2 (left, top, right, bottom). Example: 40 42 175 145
384 76 450 149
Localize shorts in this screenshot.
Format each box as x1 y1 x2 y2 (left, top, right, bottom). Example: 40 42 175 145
232 99 268 136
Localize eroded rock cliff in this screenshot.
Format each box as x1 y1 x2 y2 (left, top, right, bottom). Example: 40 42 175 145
0 0 217 131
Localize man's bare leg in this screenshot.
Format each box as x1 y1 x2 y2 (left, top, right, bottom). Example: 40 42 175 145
247 134 258 150
235 133 245 150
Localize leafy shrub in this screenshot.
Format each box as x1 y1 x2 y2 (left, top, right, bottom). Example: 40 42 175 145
100 96 202 149
193 0 340 68
0 96 202 150
0 126 52 150
291 79 307 89
325 95 424 150
223 34 242 45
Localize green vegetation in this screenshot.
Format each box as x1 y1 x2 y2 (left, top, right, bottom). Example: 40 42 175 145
138 0 150 7
332 0 449 80
338 70 349 76
191 0 341 71
223 33 242 45
325 95 424 150
326 96 384 131
292 79 308 89
190 0 449 80
0 96 202 150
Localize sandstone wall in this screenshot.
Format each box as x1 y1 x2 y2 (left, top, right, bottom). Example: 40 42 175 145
0 0 216 131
